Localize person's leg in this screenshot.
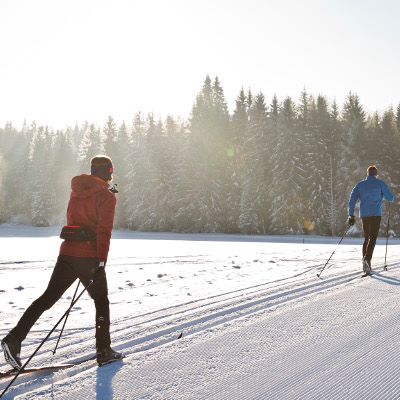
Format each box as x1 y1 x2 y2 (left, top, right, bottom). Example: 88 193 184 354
365 216 381 262
69 257 123 365
90 277 111 350
361 217 371 260
10 255 77 342
69 258 111 350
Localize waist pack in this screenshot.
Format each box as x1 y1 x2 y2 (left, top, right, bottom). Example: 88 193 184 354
60 226 97 241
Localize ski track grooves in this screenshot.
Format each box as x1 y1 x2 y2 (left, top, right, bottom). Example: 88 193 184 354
115 266 390 352
2 263 400 398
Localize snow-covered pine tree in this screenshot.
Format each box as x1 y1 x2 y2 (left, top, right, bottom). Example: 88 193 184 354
366 111 382 164
247 88 253 110
266 94 280 232
29 126 57 226
340 93 367 234
297 89 316 233
112 120 131 228
101 115 130 225
308 95 335 235
238 92 270 233
212 77 232 232
0 153 5 222
177 75 230 232
324 99 346 236
342 92 367 170
0 123 13 222
73 121 88 151
136 115 173 231
0 122 33 223
271 97 305 234
102 116 118 161
228 87 249 233
164 115 188 231
124 112 148 230
380 108 398 169
77 123 103 173
379 107 399 233
50 127 77 222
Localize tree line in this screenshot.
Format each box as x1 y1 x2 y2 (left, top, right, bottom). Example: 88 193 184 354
1 75 400 236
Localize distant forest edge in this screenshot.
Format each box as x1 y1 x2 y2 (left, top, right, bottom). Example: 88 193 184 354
1 75 400 236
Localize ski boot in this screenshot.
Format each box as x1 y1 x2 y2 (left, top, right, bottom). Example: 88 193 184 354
363 258 372 275
96 346 124 367
1 333 22 370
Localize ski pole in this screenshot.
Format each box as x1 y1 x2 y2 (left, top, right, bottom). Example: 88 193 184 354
317 226 351 278
0 280 93 399
52 280 80 355
384 202 391 271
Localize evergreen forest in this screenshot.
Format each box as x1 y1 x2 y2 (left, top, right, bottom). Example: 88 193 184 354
1 75 400 237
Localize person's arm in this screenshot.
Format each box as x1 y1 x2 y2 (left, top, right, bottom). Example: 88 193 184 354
348 184 359 216
380 181 394 202
96 191 116 263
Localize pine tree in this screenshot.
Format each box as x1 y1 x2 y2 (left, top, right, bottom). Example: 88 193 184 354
0 122 15 222
341 93 367 233
124 112 148 230
164 115 187 231
0 122 34 223
137 115 173 231
396 103 400 133
247 88 253 110
177 75 230 232
309 95 336 235
379 108 399 233
50 128 77 223
73 121 88 150
238 92 270 233
229 87 249 232
29 126 57 226
271 97 305 234
380 108 398 169
325 99 346 235
78 123 103 173
231 87 248 145
366 111 382 164
102 115 118 160
112 120 131 228
297 89 316 233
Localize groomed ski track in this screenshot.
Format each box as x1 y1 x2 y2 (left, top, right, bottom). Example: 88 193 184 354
3 260 400 399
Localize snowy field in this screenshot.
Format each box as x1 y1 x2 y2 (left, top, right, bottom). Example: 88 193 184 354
2 226 400 399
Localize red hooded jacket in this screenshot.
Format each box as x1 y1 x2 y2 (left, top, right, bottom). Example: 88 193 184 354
59 174 116 262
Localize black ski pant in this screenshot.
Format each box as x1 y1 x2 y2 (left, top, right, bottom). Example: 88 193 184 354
10 254 111 349
361 216 381 262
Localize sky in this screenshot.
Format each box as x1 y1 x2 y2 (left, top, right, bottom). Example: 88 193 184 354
0 0 399 130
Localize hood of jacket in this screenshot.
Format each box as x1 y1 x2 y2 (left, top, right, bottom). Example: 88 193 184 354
71 174 109 198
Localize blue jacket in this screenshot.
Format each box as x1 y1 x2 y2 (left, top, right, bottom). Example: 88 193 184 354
348 176 394 217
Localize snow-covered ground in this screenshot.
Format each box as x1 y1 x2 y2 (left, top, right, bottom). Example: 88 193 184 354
1 226 400 399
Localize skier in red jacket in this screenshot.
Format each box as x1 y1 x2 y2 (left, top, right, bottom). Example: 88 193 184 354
1 155 123 368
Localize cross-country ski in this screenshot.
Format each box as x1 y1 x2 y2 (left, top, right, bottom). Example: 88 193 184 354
0 363 81 380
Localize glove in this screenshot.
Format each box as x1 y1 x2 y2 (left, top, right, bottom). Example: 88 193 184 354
92 261 106 280
348 215 355 226
109 184 118 194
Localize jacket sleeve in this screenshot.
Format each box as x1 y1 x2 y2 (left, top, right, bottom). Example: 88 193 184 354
348 184 359 216
96 191 116 262
381 181 394 202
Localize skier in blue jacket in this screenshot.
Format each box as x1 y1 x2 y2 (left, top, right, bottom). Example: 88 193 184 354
348 165 394 274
